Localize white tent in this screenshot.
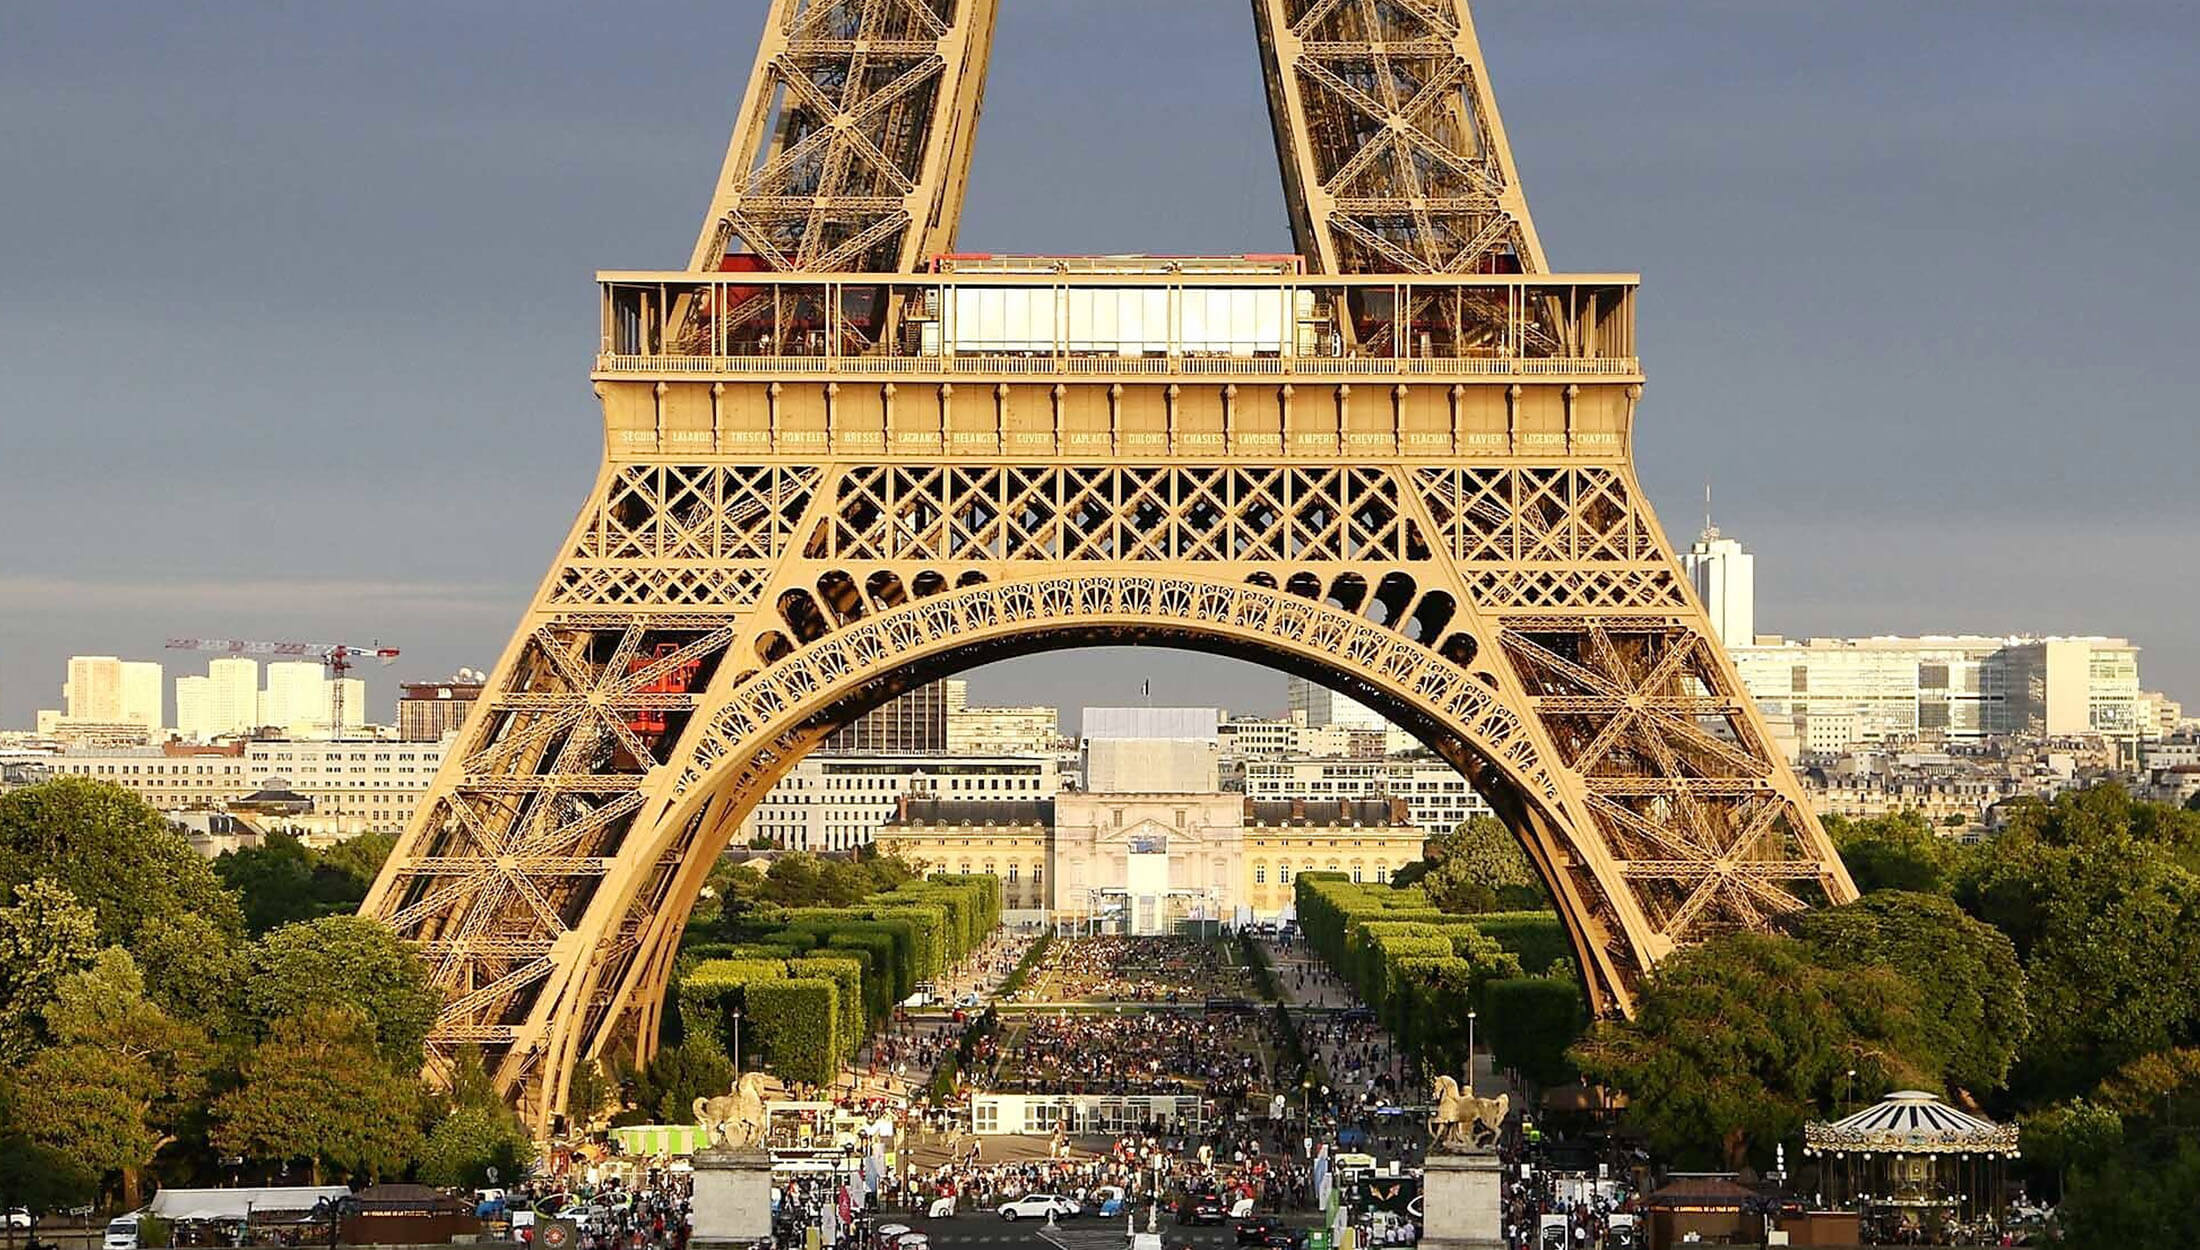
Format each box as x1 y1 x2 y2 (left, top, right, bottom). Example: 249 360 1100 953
146 1187 352 1223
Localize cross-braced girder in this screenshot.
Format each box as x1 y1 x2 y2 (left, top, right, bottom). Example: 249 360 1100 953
690 0 998 274
1253 0 1548 277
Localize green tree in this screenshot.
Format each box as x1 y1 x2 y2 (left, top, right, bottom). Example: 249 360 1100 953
757 854 829 907
818 859 874 907
1955 789 2200 1100
1423 817 1540 913
416 1104 533 1188
1824 810 1961 896
244 916 441 1068
2017 1098 2125 1204
625 1040 736 1124
2094 1048 2200 1130
565 1059 612 1134
15 949 208 1205
130 912 247 1030
212 1006 423 1184
2055 1140 2200 1250
0 779 241 946
216 830 389 935
1787 891 2029 1096
0 878 98 1061
317 831 397 888
1570 932 1935 1170
1484 976 1586 1089
0 1121 95 1228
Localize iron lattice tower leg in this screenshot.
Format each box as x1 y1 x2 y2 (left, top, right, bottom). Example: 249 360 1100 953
360 0 1855 1132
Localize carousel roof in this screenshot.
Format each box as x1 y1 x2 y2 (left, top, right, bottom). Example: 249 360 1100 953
1803 1090 2020 1157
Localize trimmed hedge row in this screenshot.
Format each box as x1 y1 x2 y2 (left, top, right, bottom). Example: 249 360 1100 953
1296 875 1579 1074
673 872 1003 1088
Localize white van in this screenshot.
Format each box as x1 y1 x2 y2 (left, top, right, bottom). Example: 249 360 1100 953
104 1216 141 1250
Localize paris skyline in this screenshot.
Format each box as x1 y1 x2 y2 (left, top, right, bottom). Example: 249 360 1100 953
3 0 2194 726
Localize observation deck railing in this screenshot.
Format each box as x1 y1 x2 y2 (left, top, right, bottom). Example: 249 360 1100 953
593 269 1640 382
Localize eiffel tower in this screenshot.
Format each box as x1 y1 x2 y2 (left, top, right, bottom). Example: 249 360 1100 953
363 0 1856 1126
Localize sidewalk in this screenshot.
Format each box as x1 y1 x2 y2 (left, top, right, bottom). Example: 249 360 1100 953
1257 936 1509 1100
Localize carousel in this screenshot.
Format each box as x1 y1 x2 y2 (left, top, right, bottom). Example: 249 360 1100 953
1802 1090 2020 1243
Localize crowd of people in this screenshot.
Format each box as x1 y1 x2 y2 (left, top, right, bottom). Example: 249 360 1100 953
997 1009 1267 1097
1022 935 1256 1002
1499 1151 1640 1250
904 1128 1324 1217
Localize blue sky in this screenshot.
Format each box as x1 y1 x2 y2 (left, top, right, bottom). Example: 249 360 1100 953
2 2 2195 724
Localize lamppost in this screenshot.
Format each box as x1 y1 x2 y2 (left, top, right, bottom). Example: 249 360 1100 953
1303 1074 1317 1157
732 1007 745 1074
1466 1009 1478 1097
1844 1068 1856 1113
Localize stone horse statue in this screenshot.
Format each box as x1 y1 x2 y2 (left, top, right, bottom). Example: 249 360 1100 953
1428 1077 1507 1152
694 1072 771 1151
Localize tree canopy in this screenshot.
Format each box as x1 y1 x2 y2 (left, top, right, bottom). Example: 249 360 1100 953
243 916 441 1069
13 949 208 1204
215 830 394 935
1786 891 2029 1096
1419 816 1547 914
1570 932 1936 1170
0 878 99 1061
1956 787 2200 1100
0 778 241 945
212 1005 423 1185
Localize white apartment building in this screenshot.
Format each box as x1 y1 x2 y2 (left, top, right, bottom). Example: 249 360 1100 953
1681 524 1754 648
1286 676 1389 731
64 656 123 721
1731 635 2149 752
1243 755 1491 833
943 684 1061 756
242 738 446 832
739 752 1061 853
176 657 260 741
257 663 364 738
60 656 163 733
1220 713 1415 761
35 746 253 810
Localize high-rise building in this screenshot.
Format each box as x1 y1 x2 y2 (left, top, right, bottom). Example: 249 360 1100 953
62 657 162 734
119 662 163 733
1285 675 1388 731
63 656 123 722
824 681 948 752
175 676 215 741
209 657 260 734
1681 520 1754 647
260 662 323 735
176 657 261 741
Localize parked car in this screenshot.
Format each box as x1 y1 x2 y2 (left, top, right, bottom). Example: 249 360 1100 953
1177 1194 1228 1226
997 1195 1078 1222
956 992 981 1009
1233 1217 1289 1244
103 1216 140 1250
6 1212 31 1231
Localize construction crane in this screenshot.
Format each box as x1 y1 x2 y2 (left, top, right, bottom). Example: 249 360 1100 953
165 637 400 737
